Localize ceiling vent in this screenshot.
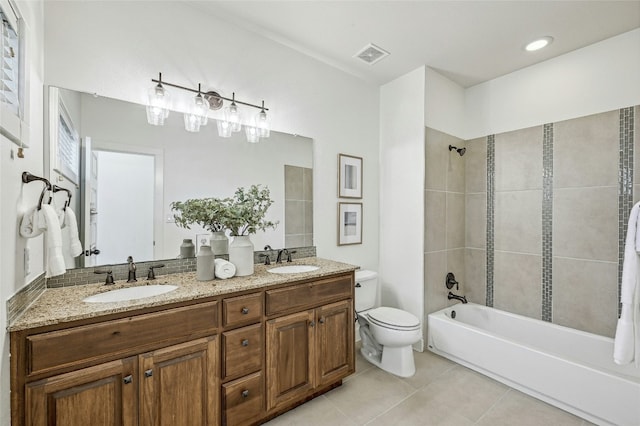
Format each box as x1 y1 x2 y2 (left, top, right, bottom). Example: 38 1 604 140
353 43 390 65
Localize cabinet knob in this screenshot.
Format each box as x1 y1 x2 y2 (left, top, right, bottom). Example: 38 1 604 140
144 369 153 378
241 339 249 347
123 375 133 384
241 390 250 398
319 318 325 324
309 321 315 327
241 307 249 315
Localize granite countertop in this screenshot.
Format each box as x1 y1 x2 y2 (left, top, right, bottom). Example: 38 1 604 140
9 257 358 332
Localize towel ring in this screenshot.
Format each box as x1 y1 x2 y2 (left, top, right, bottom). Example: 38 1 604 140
22 172 52 211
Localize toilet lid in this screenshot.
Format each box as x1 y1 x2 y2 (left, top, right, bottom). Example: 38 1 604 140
366 307 420 329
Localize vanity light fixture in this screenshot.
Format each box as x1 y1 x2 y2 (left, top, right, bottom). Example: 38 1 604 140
525 36 554 52
146 73 270 142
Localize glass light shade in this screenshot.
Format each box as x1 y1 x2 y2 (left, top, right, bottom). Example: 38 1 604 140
146 84 170 126
255 109 270 138
217 119 232 138
245 125 260 143
225 103 242 132
184 113 201 132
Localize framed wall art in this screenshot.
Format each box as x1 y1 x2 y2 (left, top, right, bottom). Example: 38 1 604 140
338 154 362 198
338 202 362 245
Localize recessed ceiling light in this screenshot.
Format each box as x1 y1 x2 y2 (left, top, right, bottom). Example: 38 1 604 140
525 36 554 52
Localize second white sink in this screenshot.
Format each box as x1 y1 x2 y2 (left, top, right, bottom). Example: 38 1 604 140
83 284 178 303
268 265 319 274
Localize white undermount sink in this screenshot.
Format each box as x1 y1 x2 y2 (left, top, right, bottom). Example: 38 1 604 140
83 284 178 303
267 265 319 274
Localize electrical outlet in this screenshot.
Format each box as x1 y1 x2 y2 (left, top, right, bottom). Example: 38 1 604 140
166 214 175 223
24 248 30 277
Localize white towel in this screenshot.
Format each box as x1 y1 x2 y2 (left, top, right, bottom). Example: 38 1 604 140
214 258 236 279
38 204 66 278
61 208 83 269
19 207 43 238
614 201 640 366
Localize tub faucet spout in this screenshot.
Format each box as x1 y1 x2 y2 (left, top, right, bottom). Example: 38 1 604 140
448 291 467 304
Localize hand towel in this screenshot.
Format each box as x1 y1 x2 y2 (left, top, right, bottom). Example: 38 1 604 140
19 207 43 238
214 258 236 279
38 204 66 278
61 208 83 269
614 201 640 365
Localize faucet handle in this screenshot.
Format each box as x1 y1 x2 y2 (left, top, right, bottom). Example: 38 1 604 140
147 264 165 280
94 269 115 285
259 253 271 265
286 250 297 262
445 272 459 290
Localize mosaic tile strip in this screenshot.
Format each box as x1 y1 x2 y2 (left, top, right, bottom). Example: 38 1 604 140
486 135 495 307
542 123 554 322
7 273 46 324
618 107 635 316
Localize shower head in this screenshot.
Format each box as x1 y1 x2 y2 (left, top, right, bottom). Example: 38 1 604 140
448 145 466 156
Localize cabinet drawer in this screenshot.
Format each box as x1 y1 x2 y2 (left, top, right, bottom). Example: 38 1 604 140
27 301 218 376
223 292 263 328
222 371 264 426
265 275 352 315
222 323 263 380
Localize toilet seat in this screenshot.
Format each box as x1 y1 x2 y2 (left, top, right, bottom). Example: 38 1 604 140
365 307 420 331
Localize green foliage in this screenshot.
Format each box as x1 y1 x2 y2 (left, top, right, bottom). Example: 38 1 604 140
170 185 278 236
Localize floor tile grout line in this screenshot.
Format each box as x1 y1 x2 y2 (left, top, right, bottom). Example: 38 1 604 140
472 388 512 425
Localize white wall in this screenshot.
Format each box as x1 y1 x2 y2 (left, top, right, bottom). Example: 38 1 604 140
0 1 44 423
424 67 466 139
379 66 426 346
43 1 380 271
465 28 640 138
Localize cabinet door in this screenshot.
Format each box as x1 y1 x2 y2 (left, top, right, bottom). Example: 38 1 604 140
25 357 137 426
139 336 219 426
316 300 355 387
266 310 315 411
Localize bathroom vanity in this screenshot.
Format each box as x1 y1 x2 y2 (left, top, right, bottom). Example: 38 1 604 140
9 258 356 426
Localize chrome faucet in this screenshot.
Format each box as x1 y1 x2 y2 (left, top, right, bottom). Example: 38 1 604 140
448 291 468 304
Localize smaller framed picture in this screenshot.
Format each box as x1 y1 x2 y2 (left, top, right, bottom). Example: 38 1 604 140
338 154 363 198
195 233 211 254
338 202 363 246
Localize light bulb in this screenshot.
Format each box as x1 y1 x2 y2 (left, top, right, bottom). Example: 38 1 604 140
217 119 232 138
146 83 170 126
255 108 270 138
245 125 260 143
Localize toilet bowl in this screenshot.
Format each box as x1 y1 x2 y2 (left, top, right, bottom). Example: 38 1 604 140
355 270 421 377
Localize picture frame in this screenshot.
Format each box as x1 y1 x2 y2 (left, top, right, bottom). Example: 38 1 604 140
338 202 362 245
338 154 363 198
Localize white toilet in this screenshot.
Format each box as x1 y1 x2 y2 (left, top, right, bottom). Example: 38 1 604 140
355 270 421 377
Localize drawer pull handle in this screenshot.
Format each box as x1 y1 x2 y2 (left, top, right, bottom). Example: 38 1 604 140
241 390 249 398
241 307 249 315
123 375 133 384
144 369 153 378
242 339 249 347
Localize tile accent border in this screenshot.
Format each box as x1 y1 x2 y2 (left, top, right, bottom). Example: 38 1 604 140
618 107 635 316
542 123 554 322
486 135 495 307
7 273 46 324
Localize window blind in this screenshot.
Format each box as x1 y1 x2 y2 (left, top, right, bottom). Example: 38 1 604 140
57 108 80 183
0 7 19 116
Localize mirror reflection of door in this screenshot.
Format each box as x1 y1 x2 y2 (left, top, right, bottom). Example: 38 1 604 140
81 136 99 267
93 149 155 265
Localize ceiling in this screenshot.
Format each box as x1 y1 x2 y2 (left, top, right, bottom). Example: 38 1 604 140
195 1 640 87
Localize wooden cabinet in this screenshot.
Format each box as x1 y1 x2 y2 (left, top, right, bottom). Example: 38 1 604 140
265 299 354 412
11 271 355 426
25 357 137 426
139 336 219 426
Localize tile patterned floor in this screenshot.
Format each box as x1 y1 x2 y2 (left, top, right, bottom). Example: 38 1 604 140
264 350 595 426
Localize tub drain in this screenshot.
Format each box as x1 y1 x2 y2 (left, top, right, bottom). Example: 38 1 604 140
451 310 456 319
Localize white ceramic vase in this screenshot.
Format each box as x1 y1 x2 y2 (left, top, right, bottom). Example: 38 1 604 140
210 231 229 255
196 245 215 281
228 235 254 276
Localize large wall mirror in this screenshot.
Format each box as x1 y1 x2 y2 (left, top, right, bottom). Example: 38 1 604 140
46 86 313 269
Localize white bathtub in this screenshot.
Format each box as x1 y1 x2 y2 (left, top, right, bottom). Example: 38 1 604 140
427 303 640 426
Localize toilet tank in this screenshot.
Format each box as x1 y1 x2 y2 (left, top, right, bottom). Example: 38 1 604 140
355 270 378 312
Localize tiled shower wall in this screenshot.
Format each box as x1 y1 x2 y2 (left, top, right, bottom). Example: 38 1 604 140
425 105 638 338
284 165 313 248
424 128 466 333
